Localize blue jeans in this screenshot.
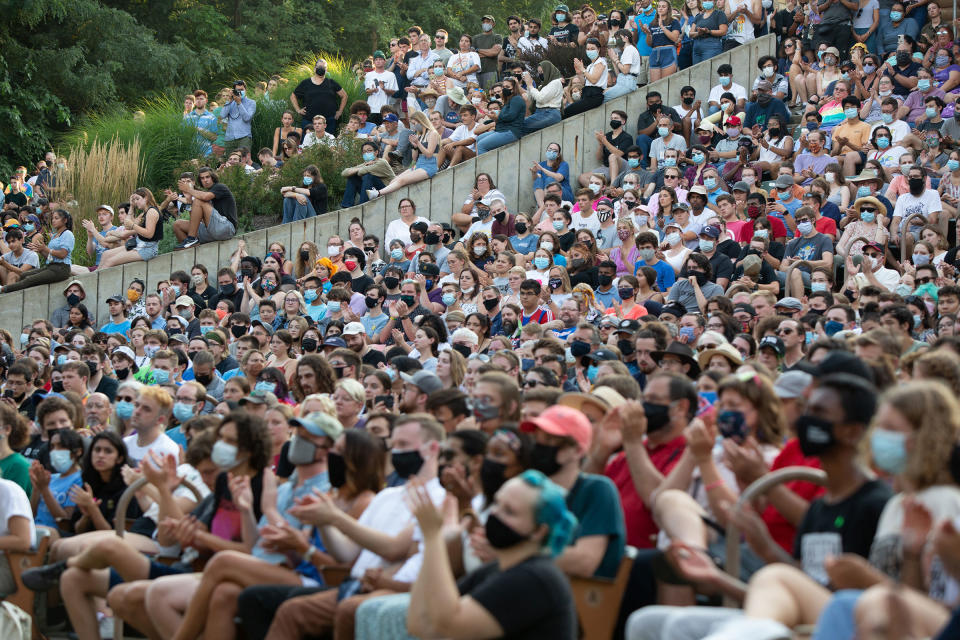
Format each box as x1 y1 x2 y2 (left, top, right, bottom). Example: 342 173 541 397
476 130 518 154
341 173 386 208
522 108 562 135
692 38 723 65
854 27 877 55
604 73 638 102
811 590 861 640
281 197 317 224
678 42 694 70
635 134 653 169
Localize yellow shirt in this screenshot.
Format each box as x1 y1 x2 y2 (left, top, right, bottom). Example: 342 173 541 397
831 119 872 155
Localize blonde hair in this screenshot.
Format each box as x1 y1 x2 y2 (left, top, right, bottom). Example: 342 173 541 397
335 378 366 404
140 386 173 414
300 393 336 417
877 381 960 490
443 348 467 387
409 110 436 138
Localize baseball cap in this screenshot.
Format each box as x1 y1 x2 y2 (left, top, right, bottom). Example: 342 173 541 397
251 320 274 335
521 405 591 452
775 175 794 190
289 411 344 439
558 388 626 415
383 113 399 123
323 336 347 348
175 295 195 308
3 220 19 229
586 349 619 362
660 302 686 318
63 280 85 296
775 297 803 311
400 370 444 395
616 319 641 334
240 390 279 407
482 14 495 20
773 371 813 399
699 224 721 239
555 3 570 11
689 185 708 197
112 346 136 362
106 294 124 304
732 181 750 193
758 336 785 357
726 115 741 127
373 50 386 59
342 322 365 336
734 303 757 316
597 198 614 209
444 111 460 124
756 80 773 92
96 204 115 215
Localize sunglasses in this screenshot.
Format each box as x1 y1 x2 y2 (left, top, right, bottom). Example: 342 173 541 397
860 207 877 213
777 328 795 335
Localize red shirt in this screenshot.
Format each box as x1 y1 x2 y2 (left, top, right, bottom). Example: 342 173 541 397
604 434 686 548
741 215 788 242
815 216 837 238
761 437 826 552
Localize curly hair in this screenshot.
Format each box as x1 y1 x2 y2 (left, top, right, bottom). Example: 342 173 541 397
290 355 336 402
879 381 960 489
218 411 273 473
717 371 787 445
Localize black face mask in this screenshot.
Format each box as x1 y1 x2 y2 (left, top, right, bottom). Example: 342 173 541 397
691 272 709 286
400 294 416 307
331 366 346 379
219 284 236 296
85 360 99 376
768 127 781 137
391 449 424 478
530 443 562 476
299 250 310 261
327 451 347 488
51 381 64 393
617 339 635 356
485 512 531 549
796 414 836 457
230 325 247 339
618 287 634 300
482 297 499 312
494 212 506 222
642 401 671 433
365 296 379 309
896 52 910 66
909 176 925 194
598 274 613 287
301 338 318 352
756 93 772 106
66 293 81 307
682 96 694 106
452 343 472 358
515 222 528 234
610 119 623 129
480 458 508 499
570 340 591 357
410 233 422 243
570 258 586 271
115 367 129 380
195 373 213 386
384 276 400 290
425 232 441 245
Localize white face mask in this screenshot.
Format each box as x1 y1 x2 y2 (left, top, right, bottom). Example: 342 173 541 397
327 245 340 257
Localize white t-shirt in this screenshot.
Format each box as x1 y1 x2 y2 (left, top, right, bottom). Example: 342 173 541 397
0 479 36 547
868 145 909 168
571 210 602 236
385 216 431 248
871 119 911 144
893 189 943 231
123 432 181 466
364 71 399 114
620 45 641 74
708 82 748 105
143 463 213 524
446 52 481 87
585 58 609 88
727 0 756 43
518 36 549 52
462 219 494 243
301 131 336 148
449 123 480 153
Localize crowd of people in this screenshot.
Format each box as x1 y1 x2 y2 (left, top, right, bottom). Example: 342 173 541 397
4 1 960 640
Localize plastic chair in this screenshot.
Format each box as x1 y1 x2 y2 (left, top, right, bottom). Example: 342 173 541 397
3 531 51 640
723 466 827 608
570 546 637 640
113 475 203 640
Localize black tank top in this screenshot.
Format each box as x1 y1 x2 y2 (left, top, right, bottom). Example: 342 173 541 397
137 207 163 243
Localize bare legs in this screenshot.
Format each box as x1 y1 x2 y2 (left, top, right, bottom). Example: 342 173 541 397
145 574 202 639
741 564 832 628
369 168 429 198
173 198 213 241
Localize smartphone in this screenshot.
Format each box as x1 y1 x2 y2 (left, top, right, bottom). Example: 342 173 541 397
2 390 12 399
717 410 748 443
375 394 394 409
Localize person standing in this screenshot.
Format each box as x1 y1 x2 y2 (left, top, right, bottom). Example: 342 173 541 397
474 15 503 90
291 59 348 133
220 81 256 155
186 90 218 157
364 51 398 126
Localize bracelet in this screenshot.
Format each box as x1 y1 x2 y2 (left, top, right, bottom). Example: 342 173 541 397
704 479 725 492
304 544 318 562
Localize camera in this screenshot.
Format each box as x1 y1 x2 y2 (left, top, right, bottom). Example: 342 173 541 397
232 88 241 97
598 13 608 22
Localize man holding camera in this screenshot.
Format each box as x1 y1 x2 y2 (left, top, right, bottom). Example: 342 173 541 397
220 80 256 155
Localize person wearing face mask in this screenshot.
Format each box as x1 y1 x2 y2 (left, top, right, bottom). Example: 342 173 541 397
694 224 735 290
898 67 945 125
891 165 942 249
292 58 348 131
879 3 919 56
648 115 688 172
707 64 746 117
837 196 889 258
50 280 93 329
30 427 84 529
563 38 608 119
340 141 395 208
779 207 835 297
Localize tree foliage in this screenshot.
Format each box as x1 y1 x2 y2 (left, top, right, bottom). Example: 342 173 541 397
1 0 568 177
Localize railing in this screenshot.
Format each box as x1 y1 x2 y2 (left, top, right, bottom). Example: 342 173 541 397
0 35 776 336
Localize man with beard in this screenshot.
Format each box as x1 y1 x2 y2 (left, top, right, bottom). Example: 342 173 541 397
399 370 444 414
292 355 336 402
633 327 665 390
4 362 43 421
344 320 386 366
551 299 581 341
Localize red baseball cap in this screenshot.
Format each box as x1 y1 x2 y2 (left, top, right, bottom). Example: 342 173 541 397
726 115 742 127
520 405 592 452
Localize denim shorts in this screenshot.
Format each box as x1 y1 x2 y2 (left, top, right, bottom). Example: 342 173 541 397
135 240 159 261
650 45 678 69
198 207 236 243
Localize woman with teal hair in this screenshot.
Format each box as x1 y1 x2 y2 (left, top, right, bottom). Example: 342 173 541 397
406 470 578 639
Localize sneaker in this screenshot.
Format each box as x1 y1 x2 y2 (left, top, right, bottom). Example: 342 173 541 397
176 236 199 250
366 188 379 200
98 613 115 639
22 560 68 591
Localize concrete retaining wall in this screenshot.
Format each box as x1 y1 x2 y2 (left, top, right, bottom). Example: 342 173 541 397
1 35 775 336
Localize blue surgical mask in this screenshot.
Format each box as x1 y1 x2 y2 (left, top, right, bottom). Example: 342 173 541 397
255 381 275 394
391 248 404 260
895 283 914 297
778 190 791 201
658 126 669 137
881 112 894 124
810 281 827 292
328 301 341 312
545 150 558 161
704 177 717 190
200 325 214 335
863 64 876 74
442 293 457 306
57 354 68 366
918 78 931 92
860 211 876 223
586 49 599 60
303 176 314 186
23 224 35 232
171 286 180 297
870 428 908 474
534 256 550 270
824 320 844 336
699 239 715 252
152 368 170 384
116 401 135 420
857 186 871 198
876 136 890 149
719 74 730 86
363 152 376 162
890 10 902 21
692 153 705 164
628 158 640 168
797 221 814 235
912 253 930 266
663 157 677 167
588 183 601 194
173 402 195 423
949 159 960 171
844 107 858 119
304 289 318 302
211 440 239 468
586 365 599 382
552 220 564 231
50 449 74 474
926 106 938 118
753 229 768 238
19 333 28 346
937 55 951 67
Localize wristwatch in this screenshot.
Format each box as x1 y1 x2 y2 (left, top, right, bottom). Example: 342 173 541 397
304 545 318 562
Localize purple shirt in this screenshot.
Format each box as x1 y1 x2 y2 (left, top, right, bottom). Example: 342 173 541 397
903 87 946 123
793 153 834 185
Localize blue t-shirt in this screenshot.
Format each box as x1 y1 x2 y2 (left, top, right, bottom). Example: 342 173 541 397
634 259 676 292
305 302 328 324
649 19 681 47
100 319 132 335
36 469 82 528
595 287 622 310
92 225 118 265
361 313 389 338
48 230 75 265
510 233 539 255
634 9 657 55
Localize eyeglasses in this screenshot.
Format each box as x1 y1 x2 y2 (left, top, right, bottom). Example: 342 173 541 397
523 379 543 389
917 277 933 285
435 34 445 38
665 174 680 179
